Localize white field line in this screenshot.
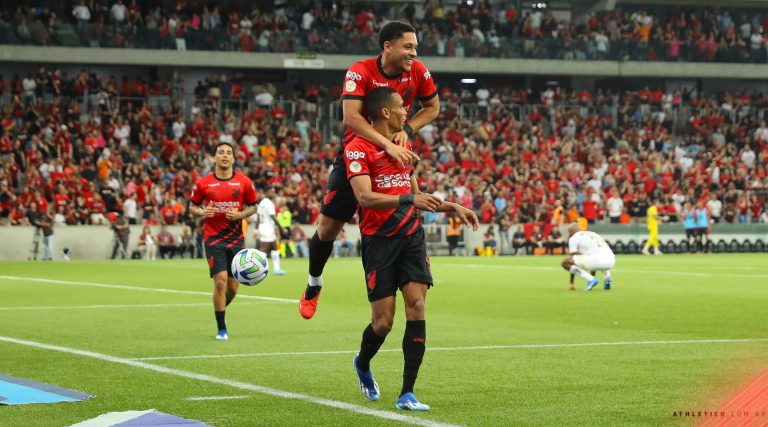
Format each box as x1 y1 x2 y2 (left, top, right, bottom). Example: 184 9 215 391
130 338 768 361
0 302 261 311
186 395 250 401
0 335 461 427
452 264 768 278
0 276 297 303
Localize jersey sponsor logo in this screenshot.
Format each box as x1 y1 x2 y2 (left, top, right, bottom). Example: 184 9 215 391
375 150 385 155
209 201 240 212
346 150 365 160
400 77 411 82
349 161 362 173
423 71 431 80
374 172 411 189
228 182 241 186
345 80 357 93
345 71 363 81
372 80 389 87
208 183 220 187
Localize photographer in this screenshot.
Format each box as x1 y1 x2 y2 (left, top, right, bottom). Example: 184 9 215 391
111 212 130 259
27 202 55 260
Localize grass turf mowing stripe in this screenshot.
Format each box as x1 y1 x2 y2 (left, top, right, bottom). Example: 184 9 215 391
0 335 461 427
129 338 768 361
0 275 297 303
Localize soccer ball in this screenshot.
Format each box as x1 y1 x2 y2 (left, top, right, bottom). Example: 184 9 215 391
231 248 269 286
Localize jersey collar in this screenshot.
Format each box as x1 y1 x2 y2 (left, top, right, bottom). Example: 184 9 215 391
377 55 402 80
213 170 235 181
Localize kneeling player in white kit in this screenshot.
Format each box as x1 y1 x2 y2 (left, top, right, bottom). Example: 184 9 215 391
561 223 615 291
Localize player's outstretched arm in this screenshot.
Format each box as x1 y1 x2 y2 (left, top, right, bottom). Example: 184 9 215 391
350 175 440 212
438 202 479 231
343 99 419 168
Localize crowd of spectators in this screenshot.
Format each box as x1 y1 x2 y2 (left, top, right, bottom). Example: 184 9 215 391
1 68 767 244
3 1 768 63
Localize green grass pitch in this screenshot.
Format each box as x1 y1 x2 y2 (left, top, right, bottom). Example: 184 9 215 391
1 254 767 426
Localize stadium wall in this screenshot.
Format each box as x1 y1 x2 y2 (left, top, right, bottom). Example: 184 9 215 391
4 46 768 79
2 224 767 260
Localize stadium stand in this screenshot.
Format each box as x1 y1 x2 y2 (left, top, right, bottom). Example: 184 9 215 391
0 2 766 257
2 2 768 63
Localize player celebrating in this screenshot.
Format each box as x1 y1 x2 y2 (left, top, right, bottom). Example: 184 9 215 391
254 186 287 275
189 142 258 340
345 87 478 410
561 223 615 291
298 21 440 319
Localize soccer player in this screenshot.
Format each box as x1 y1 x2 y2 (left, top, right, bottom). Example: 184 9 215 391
561 223 615 291
189 142 258 340
346 87 478 410
298 21 440 320
641 197 663 255
254 186 287 275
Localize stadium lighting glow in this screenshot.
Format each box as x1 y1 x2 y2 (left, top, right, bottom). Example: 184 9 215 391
461 78 477 84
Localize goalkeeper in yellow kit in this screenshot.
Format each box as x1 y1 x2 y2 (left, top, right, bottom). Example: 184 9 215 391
641 197 665 255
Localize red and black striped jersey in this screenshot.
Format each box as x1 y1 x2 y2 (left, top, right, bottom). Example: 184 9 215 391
341 55 438 145
345 137 420 237
190 171 257 248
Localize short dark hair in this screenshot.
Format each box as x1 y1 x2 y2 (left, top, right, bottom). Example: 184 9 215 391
213 141 235 154
378 21 416 49
365 87 398 121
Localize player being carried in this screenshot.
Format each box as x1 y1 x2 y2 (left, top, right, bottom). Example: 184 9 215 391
299 21 440 320
346 87 478 410
561 223 615 291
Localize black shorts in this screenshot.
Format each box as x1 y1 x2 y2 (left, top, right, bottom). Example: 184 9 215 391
205 244 243 278
685 228 696 238
697 227 709 236
361 228 433 302
320 150 357 222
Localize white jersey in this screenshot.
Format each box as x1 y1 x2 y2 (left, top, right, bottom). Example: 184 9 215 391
257 198 277 242
568 231 611 256
569 231 615 271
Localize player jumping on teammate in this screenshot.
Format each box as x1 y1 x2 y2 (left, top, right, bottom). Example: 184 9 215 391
299 21 440 320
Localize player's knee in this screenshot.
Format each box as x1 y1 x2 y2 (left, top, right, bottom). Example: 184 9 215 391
561 258 573 270
213 276 228 291
372 318 393 336
317 216 343 241
405 298 425 319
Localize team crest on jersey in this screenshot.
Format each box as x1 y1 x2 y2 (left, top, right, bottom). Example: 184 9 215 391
345 80 357 92
233 189 241 199
349 161 362 173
